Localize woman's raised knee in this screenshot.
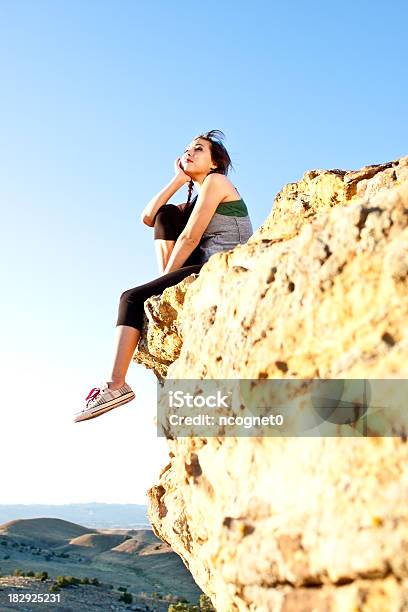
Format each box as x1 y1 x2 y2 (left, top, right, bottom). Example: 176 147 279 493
153 204 182 241
119 288 132 303
153 203 180 225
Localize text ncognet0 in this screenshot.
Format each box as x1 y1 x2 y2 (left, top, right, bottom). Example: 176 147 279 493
169 414 284 428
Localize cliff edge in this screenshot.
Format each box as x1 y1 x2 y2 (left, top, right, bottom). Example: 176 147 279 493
136 157 408 611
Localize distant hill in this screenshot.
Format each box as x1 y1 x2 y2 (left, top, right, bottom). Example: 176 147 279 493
0 517 91 545
0 503 149 528
0 517 202 604
68 532 128 554
0 518 155 553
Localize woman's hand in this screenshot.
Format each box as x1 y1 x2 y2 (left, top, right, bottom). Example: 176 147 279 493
174 157 191 184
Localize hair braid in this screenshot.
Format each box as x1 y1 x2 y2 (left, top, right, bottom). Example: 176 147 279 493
186 179 194 205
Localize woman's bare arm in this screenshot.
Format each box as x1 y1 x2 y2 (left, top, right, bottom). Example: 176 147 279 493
140 158 190 227
140 175 186 227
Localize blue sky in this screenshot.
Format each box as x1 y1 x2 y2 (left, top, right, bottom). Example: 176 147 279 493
1 0 407 504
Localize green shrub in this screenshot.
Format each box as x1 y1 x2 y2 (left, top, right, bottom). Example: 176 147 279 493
35 571 48 581
54 575 81 588
56 576 70 587
26 571 35 577
199 595 216 611
119 591 133 604
118 586 127 592
91 577 100 586
13 569 23 576
49 584 60 593
80 576 90 584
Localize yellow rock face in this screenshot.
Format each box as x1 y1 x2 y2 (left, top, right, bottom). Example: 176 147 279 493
136 157 408 611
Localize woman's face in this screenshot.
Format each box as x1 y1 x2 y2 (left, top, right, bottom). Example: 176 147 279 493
181 138 217 178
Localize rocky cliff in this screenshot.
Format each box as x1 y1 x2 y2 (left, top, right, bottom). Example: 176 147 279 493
136 157 408 611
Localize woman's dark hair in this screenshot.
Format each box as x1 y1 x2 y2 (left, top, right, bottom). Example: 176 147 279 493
186 129 233 205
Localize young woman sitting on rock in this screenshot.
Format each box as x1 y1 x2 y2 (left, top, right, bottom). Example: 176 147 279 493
74 130 253 423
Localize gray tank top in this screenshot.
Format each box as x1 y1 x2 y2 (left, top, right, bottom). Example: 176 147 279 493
185 195 253 264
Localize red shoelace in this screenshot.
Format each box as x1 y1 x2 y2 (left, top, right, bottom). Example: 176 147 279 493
85 387 101 406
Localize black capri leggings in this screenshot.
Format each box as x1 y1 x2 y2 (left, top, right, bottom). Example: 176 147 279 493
116 204 204 331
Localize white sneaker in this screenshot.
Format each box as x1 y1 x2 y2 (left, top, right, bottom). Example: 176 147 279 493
74 382 135 423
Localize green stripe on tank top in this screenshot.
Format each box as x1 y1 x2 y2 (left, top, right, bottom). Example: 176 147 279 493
216 199 249 216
